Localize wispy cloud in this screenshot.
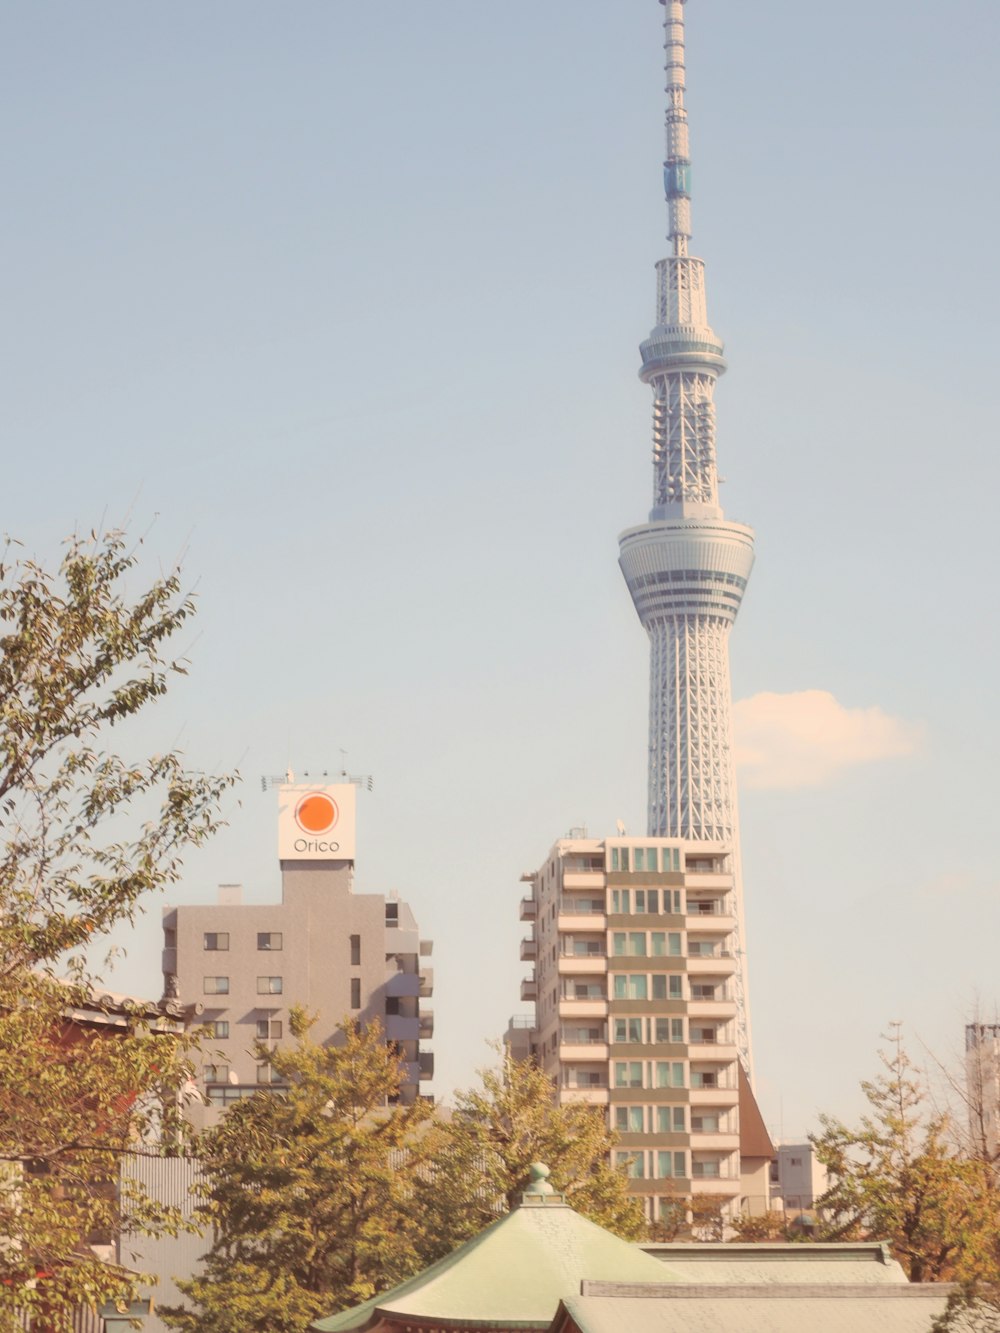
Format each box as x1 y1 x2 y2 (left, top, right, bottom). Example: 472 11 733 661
733 689 923 790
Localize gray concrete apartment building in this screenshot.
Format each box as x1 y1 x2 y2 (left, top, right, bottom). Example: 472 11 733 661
161 782 433 1116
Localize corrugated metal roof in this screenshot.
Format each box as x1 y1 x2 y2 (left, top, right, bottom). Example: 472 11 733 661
641 1241 908 1285
558 1287 955 1333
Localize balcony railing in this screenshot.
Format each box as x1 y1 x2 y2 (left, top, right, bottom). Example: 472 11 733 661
519 897 537 920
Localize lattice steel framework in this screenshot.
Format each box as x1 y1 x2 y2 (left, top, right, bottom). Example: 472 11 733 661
618 0 756 1075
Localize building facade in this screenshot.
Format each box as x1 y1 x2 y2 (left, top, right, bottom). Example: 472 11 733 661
520 835 748 1223
162 781 433 1116
965 1021 1000 1159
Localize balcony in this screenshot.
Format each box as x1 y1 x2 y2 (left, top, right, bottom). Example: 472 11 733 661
385 1014 419 1042
419 967 434 998
161 947 177 974
560 1042 609 1062
559 1087 609 1106
419 1008 434 1039
562 871 605 889
520 937 537 962
688 1085 740 1108
520 977 538 1002
558 997 608 1018
419 1051 434 1081
519 897 537 921
386 972 420 998
557 955 606 974
687 955 737 976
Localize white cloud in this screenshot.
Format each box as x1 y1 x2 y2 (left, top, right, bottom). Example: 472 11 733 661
733 689 923 791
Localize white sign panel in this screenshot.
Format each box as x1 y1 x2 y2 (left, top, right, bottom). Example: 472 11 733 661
277 783 356 861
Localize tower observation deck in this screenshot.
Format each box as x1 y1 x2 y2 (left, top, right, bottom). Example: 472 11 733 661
618 0 755 1073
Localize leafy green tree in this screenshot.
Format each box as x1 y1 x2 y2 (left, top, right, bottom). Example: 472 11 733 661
812 1024 974 1282
161 1010 437 1333
413 1043 646 1260
0 530 232 1331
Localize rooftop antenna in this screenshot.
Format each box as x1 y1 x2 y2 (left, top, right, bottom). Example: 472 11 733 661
261 767 374 793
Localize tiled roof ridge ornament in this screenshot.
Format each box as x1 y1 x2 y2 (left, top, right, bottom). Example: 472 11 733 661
521 1162 566 1206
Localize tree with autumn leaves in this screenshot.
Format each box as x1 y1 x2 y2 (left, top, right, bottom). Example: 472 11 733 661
162 1026 643 1333
811 1024 1000 1324
0 531 233 1331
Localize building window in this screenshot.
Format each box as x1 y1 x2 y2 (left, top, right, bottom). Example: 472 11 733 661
651 974 683 1001
691 1070 718 1088
614 1061 643 1089
612 975 648 1001
350 934 361 966
386 998 401 1016
613 1018 643 1044
656 1150 687 1179
210 1021 230 1040
656 1061 686 1088
256 1019 283 1040
257 976 283 995
615 1150 644 1178
657 1106 686 1133
203 1065 229 1084
204 977 229 995
204 932 229 951
257 932 282 951
614 1106 645 1133
691 1113 720 1133
570 982 604 1000
257 1064 282 1085
385 902 399 926
350 977 361 1009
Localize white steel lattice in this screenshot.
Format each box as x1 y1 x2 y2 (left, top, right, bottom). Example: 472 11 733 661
651 371 718 509
647 617 736 841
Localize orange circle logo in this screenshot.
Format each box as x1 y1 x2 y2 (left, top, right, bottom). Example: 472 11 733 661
295 792 339 835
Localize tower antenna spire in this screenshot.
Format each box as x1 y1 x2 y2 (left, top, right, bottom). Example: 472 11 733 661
661 0 692 257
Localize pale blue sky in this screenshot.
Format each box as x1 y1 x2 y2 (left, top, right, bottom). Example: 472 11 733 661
4 0 998 1138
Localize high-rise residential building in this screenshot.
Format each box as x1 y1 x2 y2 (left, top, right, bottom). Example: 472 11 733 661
162 781 433 1119
516 0 769 1224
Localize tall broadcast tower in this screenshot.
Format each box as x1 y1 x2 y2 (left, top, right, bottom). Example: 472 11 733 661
618 0 756 1074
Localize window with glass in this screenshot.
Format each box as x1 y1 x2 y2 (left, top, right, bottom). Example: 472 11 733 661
656 1106 686 1133
204 932 229 951
614 1106 645 1133
256 1019 283 1040
691 1113 720 1133
257 976 282 995
204 976 229 995
656 1061 685 1088
614 1061 643 1089
350 977 361 1009
612 975 648 1001
657 1150 687 1179
691 1070 718 1088
615 1150 644 1178
613 1018 643 1044
203 1064 229 1084
257 932 282 951
350 934 361 965
210 1021 229 1039
651 974 683 1001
